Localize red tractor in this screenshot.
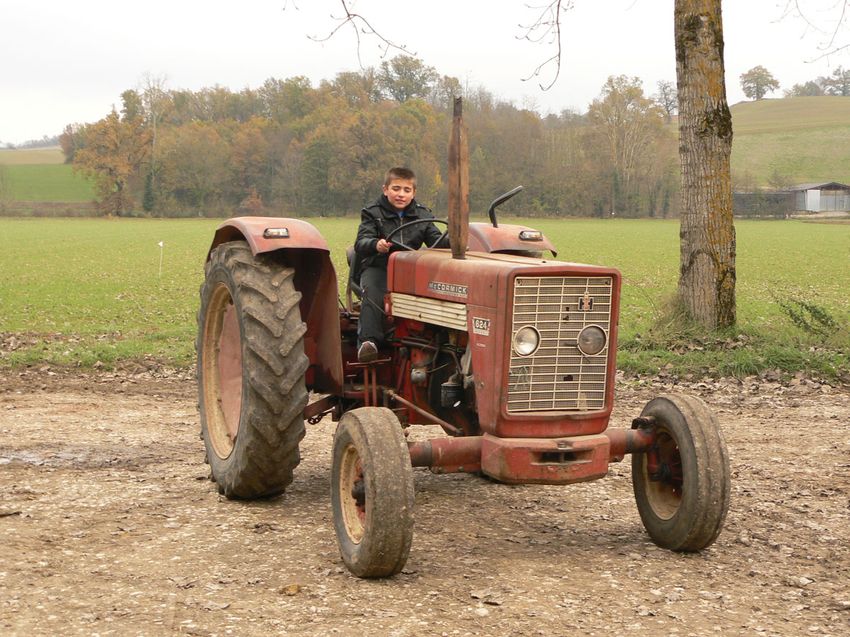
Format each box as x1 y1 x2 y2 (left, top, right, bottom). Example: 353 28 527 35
196 183 731 578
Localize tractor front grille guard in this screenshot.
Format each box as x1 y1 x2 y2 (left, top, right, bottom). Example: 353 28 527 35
507 276 613 413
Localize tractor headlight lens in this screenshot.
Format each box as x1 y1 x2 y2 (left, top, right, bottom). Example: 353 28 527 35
577 325 607 356
513 326 540 356
518 230 543 241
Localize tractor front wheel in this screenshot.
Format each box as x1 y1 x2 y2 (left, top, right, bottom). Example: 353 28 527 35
331 408 414 578
631 394 731 551
197 241 309 499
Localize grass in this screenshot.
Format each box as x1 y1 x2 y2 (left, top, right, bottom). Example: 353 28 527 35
0 218 213 366
0 164 95 201
730 97 850 185
0 216 847 379
731 126 850 185
0 148 94 202
0 147 66 165
730 97 850 135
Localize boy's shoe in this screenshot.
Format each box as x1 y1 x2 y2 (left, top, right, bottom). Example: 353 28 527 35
357 341 378 363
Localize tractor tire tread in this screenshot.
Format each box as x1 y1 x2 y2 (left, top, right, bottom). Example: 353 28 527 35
632 393 730 552
197 241 308 500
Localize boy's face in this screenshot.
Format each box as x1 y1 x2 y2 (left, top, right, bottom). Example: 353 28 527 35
383 178 416 211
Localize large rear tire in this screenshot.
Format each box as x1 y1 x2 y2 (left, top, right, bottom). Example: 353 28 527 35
197 241 309 499
331 408 414 578
632 394 731 551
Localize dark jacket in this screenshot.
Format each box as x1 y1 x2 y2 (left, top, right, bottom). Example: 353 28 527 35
354 195 447 269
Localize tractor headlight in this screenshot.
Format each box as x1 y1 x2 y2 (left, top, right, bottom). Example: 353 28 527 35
263 227 290 239
518 230 543 242
513 326 540 356
577 325 607 356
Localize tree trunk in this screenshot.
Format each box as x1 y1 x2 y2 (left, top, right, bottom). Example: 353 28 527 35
674 0 736 328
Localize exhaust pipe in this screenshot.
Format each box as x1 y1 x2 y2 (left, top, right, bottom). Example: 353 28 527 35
447 97 469 260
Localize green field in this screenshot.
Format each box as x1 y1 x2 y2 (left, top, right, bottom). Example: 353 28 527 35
730 96 850 185
0 164 95 201
0 147 66 165
0 147 94 202
731 97 850 134
0 217 847 378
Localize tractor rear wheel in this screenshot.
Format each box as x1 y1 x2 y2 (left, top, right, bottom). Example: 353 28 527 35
631 394 730 551
197 241 309 499
331 408 414 578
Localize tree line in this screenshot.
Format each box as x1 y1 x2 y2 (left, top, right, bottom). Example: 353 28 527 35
60 57 678 219
784 66 850 97
739 64 850 100
2 135 61 150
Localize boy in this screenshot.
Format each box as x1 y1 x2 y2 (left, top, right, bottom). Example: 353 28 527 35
354 167 447 362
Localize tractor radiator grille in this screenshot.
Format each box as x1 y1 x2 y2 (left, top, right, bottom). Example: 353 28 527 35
390 292 468 331
507 276 613 413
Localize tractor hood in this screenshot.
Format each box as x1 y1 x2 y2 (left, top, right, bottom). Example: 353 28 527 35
388 249 622 438
388 249 614 307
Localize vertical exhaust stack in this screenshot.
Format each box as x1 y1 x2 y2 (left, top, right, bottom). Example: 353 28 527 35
448 97 469 260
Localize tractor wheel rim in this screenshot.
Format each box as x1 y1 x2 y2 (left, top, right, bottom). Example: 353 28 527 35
339 445 366 543
644 430 683 520
203 283 243 459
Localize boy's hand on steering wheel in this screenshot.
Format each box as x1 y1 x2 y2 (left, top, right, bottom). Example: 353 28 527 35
376 238 391 254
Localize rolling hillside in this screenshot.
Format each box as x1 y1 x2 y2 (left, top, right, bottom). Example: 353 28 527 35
0 147 94 203
730 96 850 186
0 147 66 165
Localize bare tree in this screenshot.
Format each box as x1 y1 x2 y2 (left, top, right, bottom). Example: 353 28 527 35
314 0 737 329
549 0 736 327
140 73 169 211
767 165 794 190
307 1 575 90
305 0 414 66
653 80 678 123
588 76 666 214
516 1 575 89
781 0 850 58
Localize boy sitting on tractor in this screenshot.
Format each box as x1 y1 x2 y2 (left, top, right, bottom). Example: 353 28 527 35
354 167 448 362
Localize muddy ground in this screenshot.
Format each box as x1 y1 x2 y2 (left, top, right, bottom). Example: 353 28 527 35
1 366 848 636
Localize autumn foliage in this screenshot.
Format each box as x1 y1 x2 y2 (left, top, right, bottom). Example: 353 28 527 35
71 108 151 216
62 57 677 218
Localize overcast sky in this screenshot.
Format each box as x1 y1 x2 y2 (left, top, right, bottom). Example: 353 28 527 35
2 0 848 145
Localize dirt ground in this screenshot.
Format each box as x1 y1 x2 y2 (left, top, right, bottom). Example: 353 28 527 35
1 366 848 637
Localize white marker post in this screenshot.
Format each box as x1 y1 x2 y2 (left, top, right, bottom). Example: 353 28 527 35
158 241 164 277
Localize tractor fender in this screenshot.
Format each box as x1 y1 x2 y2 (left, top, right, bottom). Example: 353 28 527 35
208 216 330 259
468 222 558 257
208 217 343 395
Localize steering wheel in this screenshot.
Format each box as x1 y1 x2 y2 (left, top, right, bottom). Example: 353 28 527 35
384 218 449 251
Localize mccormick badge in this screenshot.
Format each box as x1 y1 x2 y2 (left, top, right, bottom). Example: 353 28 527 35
428 281 468 299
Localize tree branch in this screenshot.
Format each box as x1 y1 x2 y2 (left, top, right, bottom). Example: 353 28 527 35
306 0 413 68
294 1 574 91
781 0 850 62
517 1 573 90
